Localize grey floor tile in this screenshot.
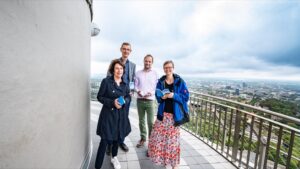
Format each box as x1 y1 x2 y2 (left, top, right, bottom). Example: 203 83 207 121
127 153 139 161
184 156 198 165
189 149 201 156
193 156 209 164
136 152 149 160
181 150 192 157
179 166 190 169
199 163 215 169
128 161 141 169
118 154 127 162
120 161 128 169
189 164 206 169
139 159 154 169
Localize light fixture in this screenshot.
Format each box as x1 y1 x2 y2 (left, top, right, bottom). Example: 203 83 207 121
91 22 100 37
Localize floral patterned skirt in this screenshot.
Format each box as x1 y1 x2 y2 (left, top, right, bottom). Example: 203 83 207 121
148 112 180 167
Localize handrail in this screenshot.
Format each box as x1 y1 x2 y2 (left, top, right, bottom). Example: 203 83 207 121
185 92 300 169
190 92 300 125
190 96 300 133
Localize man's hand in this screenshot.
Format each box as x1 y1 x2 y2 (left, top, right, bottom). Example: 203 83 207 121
145 92 152 97
114 99 122 109
137 91 143 97
130 91 134 97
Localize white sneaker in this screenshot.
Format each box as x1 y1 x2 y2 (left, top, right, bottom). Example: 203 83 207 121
111 156 121 169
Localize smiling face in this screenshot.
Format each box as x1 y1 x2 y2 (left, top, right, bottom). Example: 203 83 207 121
144 56 153 70
163 62 174 76
120 44 132 59
114 63 124 79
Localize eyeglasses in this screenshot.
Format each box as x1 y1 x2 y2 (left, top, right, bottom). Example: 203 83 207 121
164 67 173 69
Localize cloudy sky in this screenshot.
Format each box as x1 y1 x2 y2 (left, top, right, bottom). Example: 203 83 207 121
91 0 300 81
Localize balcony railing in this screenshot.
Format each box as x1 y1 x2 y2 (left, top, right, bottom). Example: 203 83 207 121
183 92 300 169
90 80 300 169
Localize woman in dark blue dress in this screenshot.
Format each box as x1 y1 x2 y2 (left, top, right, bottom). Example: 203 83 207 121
95 59 131 169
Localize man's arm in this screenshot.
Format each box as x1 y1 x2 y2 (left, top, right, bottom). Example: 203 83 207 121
134 72 140 92
132 63 136 82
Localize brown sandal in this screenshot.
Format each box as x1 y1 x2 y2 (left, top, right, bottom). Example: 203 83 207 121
136 138 146 148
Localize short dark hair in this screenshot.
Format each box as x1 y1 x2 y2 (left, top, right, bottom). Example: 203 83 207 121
144 54 154 63
163 60 174 68
108 59 125 75
121 42 131 48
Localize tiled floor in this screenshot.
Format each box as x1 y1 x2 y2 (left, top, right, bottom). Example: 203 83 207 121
89 101 237 169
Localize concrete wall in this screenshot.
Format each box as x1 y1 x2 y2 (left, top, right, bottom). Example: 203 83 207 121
0 1 91 168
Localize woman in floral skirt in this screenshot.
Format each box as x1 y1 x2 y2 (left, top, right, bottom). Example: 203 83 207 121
148 60 189 169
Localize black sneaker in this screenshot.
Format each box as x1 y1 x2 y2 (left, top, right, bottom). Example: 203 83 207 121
106 145 111 156
119 143 129 152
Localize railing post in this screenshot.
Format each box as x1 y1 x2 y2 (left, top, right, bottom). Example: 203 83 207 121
232 107 241 162
258 141 267 169
223 130 227 154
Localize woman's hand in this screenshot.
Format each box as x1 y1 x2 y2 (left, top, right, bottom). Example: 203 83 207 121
167 92 174 98
114 99 122 109
161 94 168 100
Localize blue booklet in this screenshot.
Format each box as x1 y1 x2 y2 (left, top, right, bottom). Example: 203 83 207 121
156 89 171 97
118 96 126 106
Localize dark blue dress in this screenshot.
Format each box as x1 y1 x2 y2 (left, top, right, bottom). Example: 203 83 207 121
96 76 131 141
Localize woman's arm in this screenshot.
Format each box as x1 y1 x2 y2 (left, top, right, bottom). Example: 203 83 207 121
155 81 164 103
173 80 189 104
97 78 114 108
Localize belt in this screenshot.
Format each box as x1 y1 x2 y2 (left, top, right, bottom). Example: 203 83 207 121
137 98 154 101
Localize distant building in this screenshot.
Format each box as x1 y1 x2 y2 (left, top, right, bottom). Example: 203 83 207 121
242 82 247 88
235 89 240 95
225 85 232 89
240 94 247 99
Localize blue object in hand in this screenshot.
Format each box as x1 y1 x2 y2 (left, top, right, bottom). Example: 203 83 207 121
156 89 171 97
118 96 126 106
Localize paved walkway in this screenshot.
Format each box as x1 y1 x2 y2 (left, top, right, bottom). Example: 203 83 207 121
89 101 236 169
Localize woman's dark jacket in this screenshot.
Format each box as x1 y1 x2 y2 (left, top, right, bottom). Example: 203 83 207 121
96 76 131 141
155 74 189 126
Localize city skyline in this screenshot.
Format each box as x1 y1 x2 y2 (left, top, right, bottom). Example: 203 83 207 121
91 1 300 81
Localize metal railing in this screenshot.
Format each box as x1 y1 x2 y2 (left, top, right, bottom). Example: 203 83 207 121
90 79 300 168
183 92 300 169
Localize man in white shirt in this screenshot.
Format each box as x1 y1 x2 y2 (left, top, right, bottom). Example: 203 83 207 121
135 54 158 148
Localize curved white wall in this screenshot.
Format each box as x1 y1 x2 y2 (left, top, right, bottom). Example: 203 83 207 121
0 1 91 168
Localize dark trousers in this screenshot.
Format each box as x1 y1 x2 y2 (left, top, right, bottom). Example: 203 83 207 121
119 99 131 143
95 139 118 169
